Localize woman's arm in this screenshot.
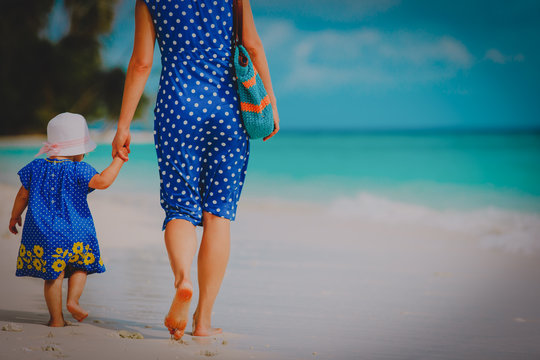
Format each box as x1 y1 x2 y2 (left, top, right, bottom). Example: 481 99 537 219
9 186 29 234
241 0 280 141
112 0 156 160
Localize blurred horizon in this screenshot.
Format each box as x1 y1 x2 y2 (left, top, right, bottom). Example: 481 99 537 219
87 121 540 134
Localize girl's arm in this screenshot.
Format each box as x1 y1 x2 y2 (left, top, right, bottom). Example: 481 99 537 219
9 186 29 234
112 0 156 160
88 150 128 190
242 0 280 141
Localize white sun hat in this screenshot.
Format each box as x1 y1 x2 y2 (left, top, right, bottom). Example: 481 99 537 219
36 112 97 157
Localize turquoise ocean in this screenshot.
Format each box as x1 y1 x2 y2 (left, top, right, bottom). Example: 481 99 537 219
2 131 540 213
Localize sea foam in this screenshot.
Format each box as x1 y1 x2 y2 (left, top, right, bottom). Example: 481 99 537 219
329 192 540 254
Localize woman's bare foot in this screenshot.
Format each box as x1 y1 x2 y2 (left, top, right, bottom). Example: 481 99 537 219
66 301 89 322
164 281 193 340
47 319 68 327
192 311 222 337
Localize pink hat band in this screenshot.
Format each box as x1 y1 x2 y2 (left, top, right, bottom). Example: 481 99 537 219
35 136 91 157
36 113 97 157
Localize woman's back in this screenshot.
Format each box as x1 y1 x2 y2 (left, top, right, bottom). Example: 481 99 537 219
143 0 233 64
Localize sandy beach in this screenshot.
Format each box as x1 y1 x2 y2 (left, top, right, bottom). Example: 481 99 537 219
2 178 540 359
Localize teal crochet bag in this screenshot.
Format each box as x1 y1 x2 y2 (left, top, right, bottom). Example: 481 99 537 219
233 0 274 139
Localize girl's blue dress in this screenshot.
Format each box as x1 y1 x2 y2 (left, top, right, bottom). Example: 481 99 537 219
143 0 250 228
16 158 106 280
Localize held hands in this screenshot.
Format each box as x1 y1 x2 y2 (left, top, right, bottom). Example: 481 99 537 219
112 128 131 161
9 216 22 234
116 147 129 162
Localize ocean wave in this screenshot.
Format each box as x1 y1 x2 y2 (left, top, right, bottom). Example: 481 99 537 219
329 193 540 254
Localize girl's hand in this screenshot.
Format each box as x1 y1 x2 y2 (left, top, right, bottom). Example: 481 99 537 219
263 108 280 141
9 217 21 234
116 147 129 162
112 128 131 161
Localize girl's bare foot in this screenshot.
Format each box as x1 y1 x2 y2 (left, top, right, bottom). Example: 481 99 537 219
192 311 222 337
164 281 193 340
66 301 89 322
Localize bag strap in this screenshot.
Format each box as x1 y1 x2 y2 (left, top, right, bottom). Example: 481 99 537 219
233 0 243 46
233 0 248 66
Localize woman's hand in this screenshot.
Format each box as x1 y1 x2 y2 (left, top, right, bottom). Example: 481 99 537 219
112 128 131 161
263 107 280 141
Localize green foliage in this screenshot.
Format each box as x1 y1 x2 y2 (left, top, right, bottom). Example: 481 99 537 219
0 0 148 135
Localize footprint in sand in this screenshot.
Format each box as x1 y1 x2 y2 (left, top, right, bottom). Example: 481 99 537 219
200 350 218 357
118 330 144 339
42 344 63 352
2 323 23 332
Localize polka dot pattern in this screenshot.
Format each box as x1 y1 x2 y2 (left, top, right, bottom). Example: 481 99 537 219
143 0 250 228
15 158 105 280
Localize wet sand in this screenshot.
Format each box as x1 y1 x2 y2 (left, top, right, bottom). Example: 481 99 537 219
1 183 540 359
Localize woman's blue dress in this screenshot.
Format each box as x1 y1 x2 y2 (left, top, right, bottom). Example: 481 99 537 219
16 158 105 280
143 0 250 228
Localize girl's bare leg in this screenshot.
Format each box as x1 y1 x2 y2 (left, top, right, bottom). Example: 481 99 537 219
66 270 88 322
192 211 230 336
164 219 198 340
44 271 66 327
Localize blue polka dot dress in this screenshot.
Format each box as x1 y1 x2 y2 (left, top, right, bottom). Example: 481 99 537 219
16 158 105 280
143 0 250 228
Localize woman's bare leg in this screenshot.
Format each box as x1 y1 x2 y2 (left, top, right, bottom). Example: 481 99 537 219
66 270 88 322
192 211 230 336
44 271 65 327
163 218 198 340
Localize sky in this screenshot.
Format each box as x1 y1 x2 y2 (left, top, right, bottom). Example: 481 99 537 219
47 0 540 131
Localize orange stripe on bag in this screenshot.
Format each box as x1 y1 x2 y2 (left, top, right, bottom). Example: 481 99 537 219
240 95 271 114
242 68 258 89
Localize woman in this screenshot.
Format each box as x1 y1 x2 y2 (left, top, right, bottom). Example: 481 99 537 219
112 0 279 339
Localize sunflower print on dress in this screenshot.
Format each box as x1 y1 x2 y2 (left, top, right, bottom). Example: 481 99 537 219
17 242 104 276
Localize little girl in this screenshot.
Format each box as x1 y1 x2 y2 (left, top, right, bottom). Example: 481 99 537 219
8 112 127 327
